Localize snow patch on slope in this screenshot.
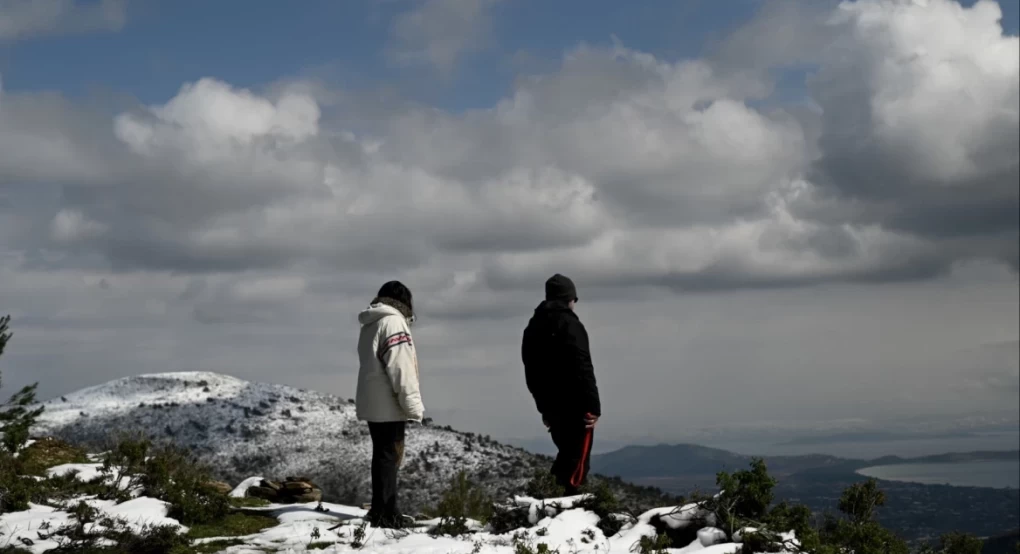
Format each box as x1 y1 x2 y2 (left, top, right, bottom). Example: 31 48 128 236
31 372 555 513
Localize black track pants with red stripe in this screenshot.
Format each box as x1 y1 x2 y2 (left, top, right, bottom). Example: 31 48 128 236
549 422 594 495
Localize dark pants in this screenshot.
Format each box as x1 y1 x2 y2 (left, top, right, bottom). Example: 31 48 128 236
549 421 594 496
368 421 406 522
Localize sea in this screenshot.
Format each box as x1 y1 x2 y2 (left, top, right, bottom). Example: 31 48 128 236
856 460 1020 489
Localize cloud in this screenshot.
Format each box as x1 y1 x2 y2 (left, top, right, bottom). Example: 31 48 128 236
1 0 1017 322
387 0 500 74
0 0 1018 440
0 0 127 41
800 0 1019 265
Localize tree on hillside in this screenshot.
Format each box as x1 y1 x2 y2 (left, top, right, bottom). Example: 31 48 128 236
0 314 44 453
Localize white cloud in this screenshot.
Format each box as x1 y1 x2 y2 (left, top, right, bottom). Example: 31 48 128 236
0 0 127 41
50 209 107 243
0 0 1017 441
387 0 500 73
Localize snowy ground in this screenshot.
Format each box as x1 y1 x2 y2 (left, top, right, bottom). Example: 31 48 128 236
1 465 785 553
30 372 556 512
31 371 671 513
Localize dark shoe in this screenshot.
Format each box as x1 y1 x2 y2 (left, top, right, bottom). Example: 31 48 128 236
366 511 407 529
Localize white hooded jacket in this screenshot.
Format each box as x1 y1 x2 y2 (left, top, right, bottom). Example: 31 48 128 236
355 300 425 423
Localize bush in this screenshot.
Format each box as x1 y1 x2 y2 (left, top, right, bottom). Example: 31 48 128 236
817 479 909 554
141 442 230 525
0 450 43 513
488 501 533 535
915 532 986 554
576 479 626 537
714 457 776 534
428 471 492 536
524 470 565 500
632 533 672 554
16 437 88 476
92 435 229 525
38 500 191 554
0 316 44 456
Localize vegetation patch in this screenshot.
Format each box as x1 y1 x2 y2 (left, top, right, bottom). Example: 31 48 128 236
185 512 278 539
427 470 493 536
16 436 89 476
229 495 271 508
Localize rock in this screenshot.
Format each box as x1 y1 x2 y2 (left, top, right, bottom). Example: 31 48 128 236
282 481 313 493
247 477 322 504
292 489 323 503
247 486 280 501
206 480 233 495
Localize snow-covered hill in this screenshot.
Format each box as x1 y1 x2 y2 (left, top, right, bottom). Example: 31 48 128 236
31 372 671 513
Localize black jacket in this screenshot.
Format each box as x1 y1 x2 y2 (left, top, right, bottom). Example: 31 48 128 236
522 301 602 421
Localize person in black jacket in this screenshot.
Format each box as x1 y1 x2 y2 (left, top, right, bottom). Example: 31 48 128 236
522 273 601 495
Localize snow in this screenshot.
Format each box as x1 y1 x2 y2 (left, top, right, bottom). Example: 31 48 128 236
89 497 184 533
0 498 183 554
47 462 103 482
230 476 264 498
13 371 795 552
47 462 138 493
636 503 718 530
0 504 72 553
1 494 785 554
31 371 551 512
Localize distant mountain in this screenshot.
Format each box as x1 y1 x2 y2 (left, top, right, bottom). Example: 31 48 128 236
590 443 1020 541
591 443 854 481
31 372 674 514
591 443 1020 481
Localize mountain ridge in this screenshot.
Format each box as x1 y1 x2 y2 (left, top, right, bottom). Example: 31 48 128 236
30 371 675 514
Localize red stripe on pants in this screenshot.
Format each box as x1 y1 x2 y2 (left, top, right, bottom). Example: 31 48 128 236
570 427 594 489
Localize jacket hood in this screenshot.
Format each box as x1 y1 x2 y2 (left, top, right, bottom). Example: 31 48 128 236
358 302 405 326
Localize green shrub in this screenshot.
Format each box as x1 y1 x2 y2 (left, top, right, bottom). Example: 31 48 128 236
524 470 565 500
633 533 672 554
39 500 191 554
576 479 626 537
428 471 492 536
0 316 44 456
818 479 909 554
141 443 230 525
0 451 41 513
488 501 533 535
714 457 776 534
915 532 985 554
15 437 88 476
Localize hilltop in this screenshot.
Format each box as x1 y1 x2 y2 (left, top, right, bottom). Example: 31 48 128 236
31 371 673 514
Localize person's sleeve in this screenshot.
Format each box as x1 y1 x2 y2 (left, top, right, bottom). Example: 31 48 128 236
564 318 601 417
522 328 552 417
377 317 425 422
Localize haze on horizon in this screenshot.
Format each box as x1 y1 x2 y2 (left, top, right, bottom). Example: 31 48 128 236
1 0 1017 451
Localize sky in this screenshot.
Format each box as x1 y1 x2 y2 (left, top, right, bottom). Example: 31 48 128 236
0 0 1018 452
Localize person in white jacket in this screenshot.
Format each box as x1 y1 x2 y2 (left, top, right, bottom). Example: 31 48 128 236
355 281 424 528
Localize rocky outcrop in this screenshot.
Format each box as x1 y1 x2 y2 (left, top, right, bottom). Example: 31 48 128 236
247 476 323 504
205 480 233 495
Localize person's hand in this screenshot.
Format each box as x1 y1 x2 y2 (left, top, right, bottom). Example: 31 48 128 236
584 413 599 429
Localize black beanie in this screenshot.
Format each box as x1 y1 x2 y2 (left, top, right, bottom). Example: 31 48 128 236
545 274 577 302
377 280 413 312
